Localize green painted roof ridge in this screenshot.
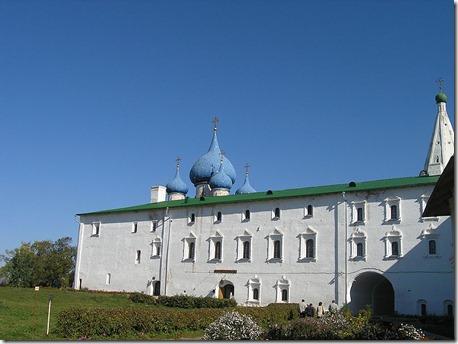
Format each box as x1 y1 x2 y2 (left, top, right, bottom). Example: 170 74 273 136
77 175 439 216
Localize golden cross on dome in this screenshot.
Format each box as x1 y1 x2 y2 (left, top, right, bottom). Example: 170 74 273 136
212 116 220 131
436 78 445 92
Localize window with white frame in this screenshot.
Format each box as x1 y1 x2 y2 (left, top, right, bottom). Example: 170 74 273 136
151 220 158 232
106 273 111 285
188 212 196 225
444 300 453 317
242 209 251 222
272 207 280 220
132 222 138 233
384 197 401 223
247 277 261 304
151 238 161 257
267 228 284 262
305 204 313 217
236 230 252 262
92 222 100 236
420 195 438 221
275 276 290 303
417 299 427 316
349 228 367 260
298 226 317 261
208 231 223 262
182 232 197 262
214 211 222 223
383 227 402 259
135 250 141 264
420 224 439 257
351 201 366 224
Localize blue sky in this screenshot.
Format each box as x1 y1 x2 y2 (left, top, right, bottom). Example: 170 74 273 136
0 0 453 254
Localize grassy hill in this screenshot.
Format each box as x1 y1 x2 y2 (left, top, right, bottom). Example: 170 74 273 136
0 286 201 340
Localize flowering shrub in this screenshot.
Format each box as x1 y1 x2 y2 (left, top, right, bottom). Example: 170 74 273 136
397 323 426 340
203 311 263 340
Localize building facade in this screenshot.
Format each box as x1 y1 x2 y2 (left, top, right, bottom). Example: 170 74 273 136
74 92 454 316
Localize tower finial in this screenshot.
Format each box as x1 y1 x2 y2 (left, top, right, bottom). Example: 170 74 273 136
436 78 445 92
244 163 250 176
176 156 181 171
212 116 220 132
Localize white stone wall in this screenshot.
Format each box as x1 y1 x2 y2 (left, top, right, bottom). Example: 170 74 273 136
76 184 453 315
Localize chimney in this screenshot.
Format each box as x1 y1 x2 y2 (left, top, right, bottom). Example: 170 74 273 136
150 185 167 203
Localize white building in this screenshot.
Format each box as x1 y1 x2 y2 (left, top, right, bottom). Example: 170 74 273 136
74 91 454 316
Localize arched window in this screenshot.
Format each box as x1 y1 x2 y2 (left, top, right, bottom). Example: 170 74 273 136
281 289 288 302
307 205 313 216
447 304 453 317
245 210 251 221
190 213 195 223
214 241 221 260
243 241 250 259
421 303 427 316
253 288 259 300
390 205 398 220
273 240 281 259
216 211 222 222
188 242 195 259
356 242 364 257
391 241 399 256
306 239 314 258
274 208 280 219
428 240 436 255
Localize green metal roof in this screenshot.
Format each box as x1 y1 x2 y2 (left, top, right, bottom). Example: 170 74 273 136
77 175 439 216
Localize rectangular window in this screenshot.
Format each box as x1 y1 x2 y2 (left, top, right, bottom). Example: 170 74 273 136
357 208 363 222
244 210 251 221
390 205 398 220
135 250 141 264
151 221 158 232
215 211 222 223
132 222 138 233
188 213 196 224
273 240 281 259
391 241 399 256
92 223 100 236
273 208 280 219
153 281 161 296
106 273 111 285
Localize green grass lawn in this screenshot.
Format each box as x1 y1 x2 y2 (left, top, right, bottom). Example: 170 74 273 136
0 286 203 340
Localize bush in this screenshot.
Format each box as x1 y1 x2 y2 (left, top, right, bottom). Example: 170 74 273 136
129 294 236 309
128 292 157 305
203 311 263 340
397 323 426 340
56 304 299 338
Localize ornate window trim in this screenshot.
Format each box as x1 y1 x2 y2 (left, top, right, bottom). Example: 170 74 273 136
420 224 440 258
419 194 439 221
383 226 403 259
151 237 161 258
275 276 290 303
266 228 284 263
351 201 367 225
384 197 401 223
236 230 252 262
182 231 197 262
208 231 223 263
349 227 367 261
246 276 261 305
298 226 317 262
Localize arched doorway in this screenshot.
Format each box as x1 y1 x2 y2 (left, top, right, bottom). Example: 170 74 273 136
218 280 234 299
350 272 394 315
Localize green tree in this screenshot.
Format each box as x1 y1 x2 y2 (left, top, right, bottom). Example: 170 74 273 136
0 237 76 288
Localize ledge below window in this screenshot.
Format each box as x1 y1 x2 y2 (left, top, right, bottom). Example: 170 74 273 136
267 258 283 263
236 258 251 263
298 257 317 263
90 234 99 238
182 258 196 263
207 258 222 264
349 256 367 262
383 255 402 260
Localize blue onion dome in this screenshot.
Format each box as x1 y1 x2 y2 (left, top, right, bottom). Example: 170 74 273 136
166 160 188 195
209 164 233 190
236 167 256 194
189 129 236 186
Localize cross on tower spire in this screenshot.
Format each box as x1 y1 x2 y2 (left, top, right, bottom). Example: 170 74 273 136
244 163 250 176
436 78 445 92
212 116 220 132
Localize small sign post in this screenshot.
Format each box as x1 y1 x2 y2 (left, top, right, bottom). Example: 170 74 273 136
46 295 52 336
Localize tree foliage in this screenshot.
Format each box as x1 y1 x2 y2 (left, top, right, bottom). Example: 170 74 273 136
0 237 76 288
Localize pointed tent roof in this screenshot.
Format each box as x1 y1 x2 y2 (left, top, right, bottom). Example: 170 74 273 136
423 92 454 176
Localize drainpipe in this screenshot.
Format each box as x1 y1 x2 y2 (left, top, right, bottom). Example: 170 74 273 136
342 192 348 305
163 207 172 296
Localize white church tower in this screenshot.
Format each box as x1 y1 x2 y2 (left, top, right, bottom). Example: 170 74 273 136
423 88 454 176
